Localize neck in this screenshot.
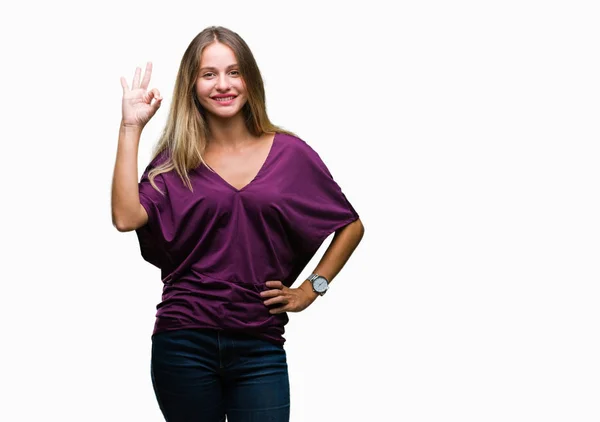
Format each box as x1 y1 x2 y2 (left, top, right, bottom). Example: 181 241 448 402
206 113 257 149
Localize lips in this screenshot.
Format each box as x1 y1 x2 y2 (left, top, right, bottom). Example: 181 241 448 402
212 95 237 101
211 95 237 106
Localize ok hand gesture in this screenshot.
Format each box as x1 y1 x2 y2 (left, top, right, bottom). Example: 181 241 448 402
120 62 162 129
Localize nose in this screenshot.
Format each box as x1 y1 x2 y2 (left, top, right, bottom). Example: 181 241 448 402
215 73 230 91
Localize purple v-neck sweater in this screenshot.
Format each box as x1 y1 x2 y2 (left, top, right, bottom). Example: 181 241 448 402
135 133 359 345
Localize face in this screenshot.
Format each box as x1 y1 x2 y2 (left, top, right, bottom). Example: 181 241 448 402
195 42 248 119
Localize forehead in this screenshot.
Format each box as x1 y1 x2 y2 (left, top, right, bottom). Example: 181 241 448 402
199 42 238 68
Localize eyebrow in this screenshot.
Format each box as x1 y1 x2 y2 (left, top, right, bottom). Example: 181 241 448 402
199 64 239 71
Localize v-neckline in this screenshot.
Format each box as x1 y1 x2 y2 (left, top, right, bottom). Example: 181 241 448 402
206 132 278 193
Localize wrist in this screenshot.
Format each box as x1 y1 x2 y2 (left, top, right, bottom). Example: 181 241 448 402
300 280 319 302
120 120 144 133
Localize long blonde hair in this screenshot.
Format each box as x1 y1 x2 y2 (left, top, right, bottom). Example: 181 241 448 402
147 26 297 193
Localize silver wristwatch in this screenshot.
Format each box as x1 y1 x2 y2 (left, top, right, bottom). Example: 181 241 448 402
308 273 329 296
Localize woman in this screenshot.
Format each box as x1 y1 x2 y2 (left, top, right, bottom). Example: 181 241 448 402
111 25 364 422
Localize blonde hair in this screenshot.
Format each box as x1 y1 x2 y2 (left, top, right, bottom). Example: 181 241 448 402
147 26 297 193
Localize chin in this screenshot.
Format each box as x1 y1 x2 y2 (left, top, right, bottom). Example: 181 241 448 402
210 108 243 119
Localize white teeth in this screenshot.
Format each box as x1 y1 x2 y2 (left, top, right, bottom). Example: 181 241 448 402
215 96 234 101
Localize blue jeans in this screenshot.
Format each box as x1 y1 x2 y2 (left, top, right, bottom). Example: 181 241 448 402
150 328 290 422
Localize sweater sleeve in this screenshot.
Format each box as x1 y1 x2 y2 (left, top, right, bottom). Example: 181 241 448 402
135 151 172 269
282 138 360 258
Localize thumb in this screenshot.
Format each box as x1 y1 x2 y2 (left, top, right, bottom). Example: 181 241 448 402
149 89 163 111
152 97 163 112
144 88 161 103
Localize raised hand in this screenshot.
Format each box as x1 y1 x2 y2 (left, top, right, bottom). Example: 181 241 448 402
120 62 163 129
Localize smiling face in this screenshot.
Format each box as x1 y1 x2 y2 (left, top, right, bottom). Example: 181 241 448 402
194 41 248 120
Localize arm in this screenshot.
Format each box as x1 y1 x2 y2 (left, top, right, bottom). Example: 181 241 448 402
111 122 149 232
262 217 365 313
112 62 162 232
299 217 365 302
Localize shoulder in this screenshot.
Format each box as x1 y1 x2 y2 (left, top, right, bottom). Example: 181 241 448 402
276 132 322 161
141 149 171 176
148 148 171 168
140 149 172 183
275 132 330 175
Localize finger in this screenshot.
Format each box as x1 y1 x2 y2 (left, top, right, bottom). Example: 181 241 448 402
265 280 283 289
149 89 163 110
152 96 163 111
260 289 282 298
144 89 158 104
264 295 288 307
132 66 141 89
269 306 287 314
140 62 153 90
148 88 162 102
143 88 163 105
120 76 129 94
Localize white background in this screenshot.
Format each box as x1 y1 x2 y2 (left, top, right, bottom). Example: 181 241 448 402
2 0 599 421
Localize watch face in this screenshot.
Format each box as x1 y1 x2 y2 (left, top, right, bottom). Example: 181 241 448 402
313 276 328 292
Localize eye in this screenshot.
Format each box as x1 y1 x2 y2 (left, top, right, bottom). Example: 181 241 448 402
202 72 215 78
230 70 240 77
